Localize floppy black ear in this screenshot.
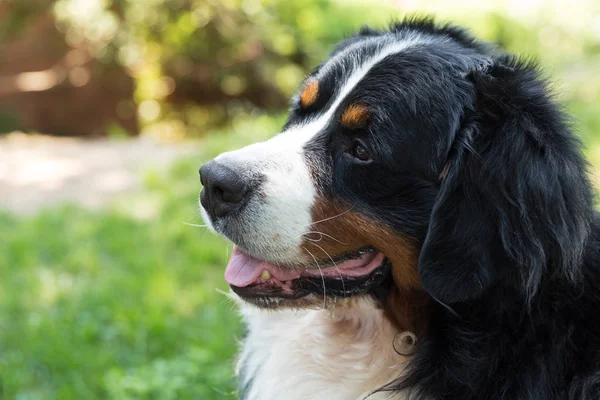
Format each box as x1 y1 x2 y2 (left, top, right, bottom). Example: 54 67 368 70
419 57 593 304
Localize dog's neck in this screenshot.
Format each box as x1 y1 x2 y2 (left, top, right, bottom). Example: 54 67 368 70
397 270 600 399
235 296 415 400
382 286 430 336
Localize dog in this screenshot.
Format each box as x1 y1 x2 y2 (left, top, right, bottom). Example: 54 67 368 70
199 18 600 400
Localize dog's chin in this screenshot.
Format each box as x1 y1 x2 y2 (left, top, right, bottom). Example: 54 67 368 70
224 246 392 310
233 293 351 310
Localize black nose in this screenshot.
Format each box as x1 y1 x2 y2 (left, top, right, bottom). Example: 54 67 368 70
199 161 249 218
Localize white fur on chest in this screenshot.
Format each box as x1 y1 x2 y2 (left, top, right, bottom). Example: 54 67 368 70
235 297 410 400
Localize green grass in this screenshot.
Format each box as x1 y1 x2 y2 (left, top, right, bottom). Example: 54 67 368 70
0 186 239 399
0 115 283 400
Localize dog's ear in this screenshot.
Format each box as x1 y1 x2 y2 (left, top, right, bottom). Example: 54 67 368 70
419 57 593 304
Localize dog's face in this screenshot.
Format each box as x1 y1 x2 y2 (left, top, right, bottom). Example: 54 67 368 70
200 24 491 309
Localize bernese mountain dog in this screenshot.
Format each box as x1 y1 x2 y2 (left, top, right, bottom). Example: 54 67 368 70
199 17 600 400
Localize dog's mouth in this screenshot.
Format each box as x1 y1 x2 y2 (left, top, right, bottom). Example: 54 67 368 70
225 247 391 306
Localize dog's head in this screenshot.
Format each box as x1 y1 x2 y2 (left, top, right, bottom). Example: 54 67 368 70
200 19 593 312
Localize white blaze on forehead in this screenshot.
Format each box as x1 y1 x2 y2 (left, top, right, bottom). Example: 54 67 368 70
294 33 433 147
204 33 433 262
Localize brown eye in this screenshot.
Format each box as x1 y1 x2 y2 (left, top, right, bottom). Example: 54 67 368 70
350 142 370 161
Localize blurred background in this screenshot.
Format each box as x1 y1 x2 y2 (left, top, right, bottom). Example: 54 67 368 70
0 0 599 398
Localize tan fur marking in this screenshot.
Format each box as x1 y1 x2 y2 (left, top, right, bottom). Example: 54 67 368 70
439 162 450 181
299 81 319 109
304 198 429 334
341 104 370 128
383 285 429 337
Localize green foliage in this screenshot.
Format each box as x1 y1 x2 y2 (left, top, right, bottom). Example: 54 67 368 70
46 0 398 132
4 1 598 138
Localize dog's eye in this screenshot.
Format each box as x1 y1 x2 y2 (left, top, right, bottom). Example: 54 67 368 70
349 142 370 162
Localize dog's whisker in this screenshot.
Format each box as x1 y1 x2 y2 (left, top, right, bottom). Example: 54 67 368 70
215 288 239 310
299 230 348 245
302 246 327 309
273 260 284 274
183 222 209 228
306 204 356 227
307 242 346 297
193 209 204 219
301 231 324 242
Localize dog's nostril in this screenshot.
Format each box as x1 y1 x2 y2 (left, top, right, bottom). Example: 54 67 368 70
214 186 224 201
199 160 250 218
214 180 248 205
221 187 245 203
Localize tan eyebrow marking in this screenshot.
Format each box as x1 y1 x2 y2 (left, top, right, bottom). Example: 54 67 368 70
341 104 370 128
299 80 319 109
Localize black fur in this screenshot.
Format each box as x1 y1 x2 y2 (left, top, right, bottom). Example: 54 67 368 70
347 20 600 400
294 17 600 399
229 16 600 399
419 55 593 305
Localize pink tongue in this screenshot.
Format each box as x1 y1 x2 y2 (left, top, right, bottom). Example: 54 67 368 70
225 248 301 287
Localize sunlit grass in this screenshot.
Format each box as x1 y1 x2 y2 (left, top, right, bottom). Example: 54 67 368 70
0 140 245 399
0 110 292 399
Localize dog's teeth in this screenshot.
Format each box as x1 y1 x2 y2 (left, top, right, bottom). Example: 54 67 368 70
261 270 271 280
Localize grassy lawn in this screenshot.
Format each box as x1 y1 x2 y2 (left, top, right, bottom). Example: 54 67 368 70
0 117 281 400
0 205 237 399
0 171 241 399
